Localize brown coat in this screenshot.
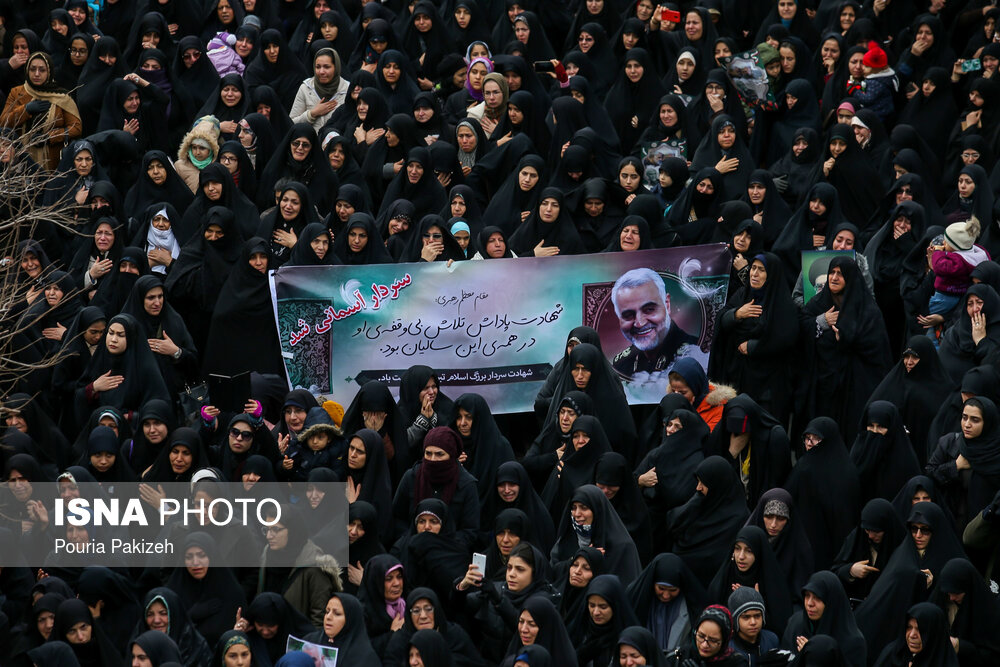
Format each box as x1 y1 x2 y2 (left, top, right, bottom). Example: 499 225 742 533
257 539 342 627
0 85 82 169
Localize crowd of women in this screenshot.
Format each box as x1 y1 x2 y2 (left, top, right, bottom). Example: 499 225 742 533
5 0 1000 666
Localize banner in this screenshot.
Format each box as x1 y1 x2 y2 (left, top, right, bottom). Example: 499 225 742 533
270 245 731 413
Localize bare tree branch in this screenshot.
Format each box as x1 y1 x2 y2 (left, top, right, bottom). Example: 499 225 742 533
0 134 87 396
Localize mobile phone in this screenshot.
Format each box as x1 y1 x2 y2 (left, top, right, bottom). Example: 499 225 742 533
533 60 555 72
662 8 681 23
962 59 982 73
472 552 487 573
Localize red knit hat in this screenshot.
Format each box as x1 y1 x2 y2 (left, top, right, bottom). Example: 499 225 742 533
863 41 887 69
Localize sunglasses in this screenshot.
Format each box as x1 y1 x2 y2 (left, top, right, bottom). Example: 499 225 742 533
230 427 254 441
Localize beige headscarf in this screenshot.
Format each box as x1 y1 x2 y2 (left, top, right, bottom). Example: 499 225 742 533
21 52 79 164
22 52 79 115
481 72 509 121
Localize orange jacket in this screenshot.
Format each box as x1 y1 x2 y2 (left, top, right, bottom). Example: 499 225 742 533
696 383 737 431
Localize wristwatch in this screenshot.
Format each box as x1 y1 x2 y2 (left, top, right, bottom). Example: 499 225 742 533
172 347 182 360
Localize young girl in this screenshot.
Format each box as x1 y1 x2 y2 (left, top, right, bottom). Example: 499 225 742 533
927 217 989 342
278 406 346 481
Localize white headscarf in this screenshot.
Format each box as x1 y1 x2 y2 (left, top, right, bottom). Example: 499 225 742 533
146 206 181 274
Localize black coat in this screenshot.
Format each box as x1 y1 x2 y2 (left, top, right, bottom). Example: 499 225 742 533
391 463 480 550
665 456 750 586
781 571 867 666
709 253 798 420
798 256 892 443
855 502 966 661
850 401 922 505
786 416 862 569
831 498 907 603
703 395 791 511
867 335 955 464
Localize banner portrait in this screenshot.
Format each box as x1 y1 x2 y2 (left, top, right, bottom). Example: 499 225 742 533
270 245 731 413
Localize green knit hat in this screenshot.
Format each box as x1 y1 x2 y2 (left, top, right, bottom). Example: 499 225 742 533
756 42 779 67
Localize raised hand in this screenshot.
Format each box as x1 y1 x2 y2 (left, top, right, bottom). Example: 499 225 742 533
346 477 361 503
971 311 987 345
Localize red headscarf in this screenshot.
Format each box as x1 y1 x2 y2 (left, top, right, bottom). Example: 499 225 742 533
413 426 461 505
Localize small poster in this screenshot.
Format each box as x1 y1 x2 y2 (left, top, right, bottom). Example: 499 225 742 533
721 50 775 108
801 250 856 304
639 138 687 187
285 635 339 666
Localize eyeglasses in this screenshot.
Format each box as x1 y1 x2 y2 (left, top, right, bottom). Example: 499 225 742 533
910 525 933 536
695 632 722 648
423 233 443 240
263 525 287 536
409 605 434 615
230 427 254 441
897 187 913 194
962 152 981 160
219 155 237 163
182 51 201 61
484 90 502 97
94 230 114 238
70 48 88 56
290 140 311 149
